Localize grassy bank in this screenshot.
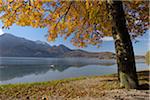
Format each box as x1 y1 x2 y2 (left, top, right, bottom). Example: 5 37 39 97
0 70 149 100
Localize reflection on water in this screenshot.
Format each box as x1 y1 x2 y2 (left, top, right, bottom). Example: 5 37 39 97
0 57 148 84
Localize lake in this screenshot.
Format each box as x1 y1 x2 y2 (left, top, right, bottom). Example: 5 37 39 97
0 57 148 84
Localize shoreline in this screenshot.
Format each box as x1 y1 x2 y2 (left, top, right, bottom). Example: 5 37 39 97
0 69 148 86
0 70 149 100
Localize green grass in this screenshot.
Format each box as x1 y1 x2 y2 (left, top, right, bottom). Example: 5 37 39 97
0 76 87 90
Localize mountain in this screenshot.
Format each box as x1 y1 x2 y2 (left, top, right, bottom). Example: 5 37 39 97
0 33 116 58
0 33 53 57
63 50 115 59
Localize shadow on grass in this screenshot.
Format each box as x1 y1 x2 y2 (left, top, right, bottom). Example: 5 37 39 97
138 83 150 90
137 70 149 77
137 70 150 90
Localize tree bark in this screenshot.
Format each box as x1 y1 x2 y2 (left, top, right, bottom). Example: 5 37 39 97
109 1 139 89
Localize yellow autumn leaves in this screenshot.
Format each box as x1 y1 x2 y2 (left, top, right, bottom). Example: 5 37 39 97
0 0 148 47
1 0 46 28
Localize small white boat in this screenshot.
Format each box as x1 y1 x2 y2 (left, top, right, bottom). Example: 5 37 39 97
50 64 55 68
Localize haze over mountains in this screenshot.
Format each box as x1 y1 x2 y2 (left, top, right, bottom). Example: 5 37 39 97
0 33 116 59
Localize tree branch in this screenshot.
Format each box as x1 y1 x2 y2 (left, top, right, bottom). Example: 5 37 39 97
54 2 73 30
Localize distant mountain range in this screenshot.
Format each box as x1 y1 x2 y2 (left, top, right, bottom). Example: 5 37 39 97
0 33 144 59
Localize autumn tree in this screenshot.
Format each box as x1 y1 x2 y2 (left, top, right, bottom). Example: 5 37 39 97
0 0 149 89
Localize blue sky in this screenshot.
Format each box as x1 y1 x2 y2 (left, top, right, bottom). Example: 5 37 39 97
0 22 149 55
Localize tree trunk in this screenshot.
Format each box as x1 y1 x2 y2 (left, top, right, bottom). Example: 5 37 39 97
110 1 139 89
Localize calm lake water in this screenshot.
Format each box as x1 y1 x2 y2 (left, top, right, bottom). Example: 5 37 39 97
0 57 148 84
